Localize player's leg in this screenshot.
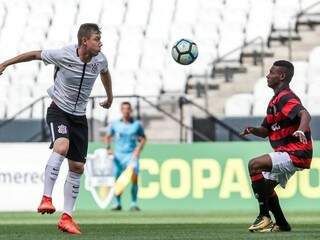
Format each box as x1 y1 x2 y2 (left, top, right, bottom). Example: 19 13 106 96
248 154 273 231
130 160 140 211
112 158 123 210
58 115 87 234
256 152 295 232
58 159 83 234
38 138 69 214
265 180 291 232
130 173 139 211
38 106 70 214
63 160 84 217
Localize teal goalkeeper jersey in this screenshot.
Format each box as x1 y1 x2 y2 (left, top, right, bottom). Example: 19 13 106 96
107 118 145 154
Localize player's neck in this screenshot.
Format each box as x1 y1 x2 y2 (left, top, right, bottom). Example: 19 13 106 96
273 83 289 95
122 117 131 123
77 47 93 63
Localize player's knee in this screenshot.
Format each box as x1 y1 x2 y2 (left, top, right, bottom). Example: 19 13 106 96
248 158 259 174
131 174 138 184
53 138 69 156
69 162 84 174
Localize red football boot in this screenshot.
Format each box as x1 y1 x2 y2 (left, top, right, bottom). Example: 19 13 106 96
57 213 81 234
37 195 56 214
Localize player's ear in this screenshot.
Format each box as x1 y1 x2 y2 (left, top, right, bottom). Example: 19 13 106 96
280 72 286 81
82 37 88 46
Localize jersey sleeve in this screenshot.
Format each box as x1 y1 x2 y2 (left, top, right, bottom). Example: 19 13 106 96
137 121 145 137
106 123 115 136
261 117 270 130
41 48 64 66
100 53 108 73
280 98 305 120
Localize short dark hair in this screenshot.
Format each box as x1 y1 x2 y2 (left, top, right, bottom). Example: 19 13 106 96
273 60 294 82
77 23 101 46
121 101 132 108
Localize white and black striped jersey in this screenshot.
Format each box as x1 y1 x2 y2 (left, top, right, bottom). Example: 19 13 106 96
41 44 108 116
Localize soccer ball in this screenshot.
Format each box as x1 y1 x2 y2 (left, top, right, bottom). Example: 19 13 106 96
171 39 198 65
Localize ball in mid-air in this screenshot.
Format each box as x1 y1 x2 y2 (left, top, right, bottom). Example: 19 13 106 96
171 39 198 65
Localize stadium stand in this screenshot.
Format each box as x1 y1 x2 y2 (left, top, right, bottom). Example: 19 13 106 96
1 0 320 142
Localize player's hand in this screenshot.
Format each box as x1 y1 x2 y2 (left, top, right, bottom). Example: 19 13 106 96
99 97 113 109
0 63 6 75
132 149 140 159
293 130 307 144
240 127 253 136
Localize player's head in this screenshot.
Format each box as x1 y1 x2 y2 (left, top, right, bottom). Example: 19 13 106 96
77 23 102 56
266 60 294 89
121 101 132 119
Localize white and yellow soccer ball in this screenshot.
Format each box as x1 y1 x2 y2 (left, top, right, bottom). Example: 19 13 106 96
171 39 198 65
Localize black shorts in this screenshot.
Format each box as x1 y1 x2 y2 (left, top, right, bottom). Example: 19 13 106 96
46 102 88 162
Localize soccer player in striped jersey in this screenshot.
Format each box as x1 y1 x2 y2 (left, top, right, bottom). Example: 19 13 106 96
0 23 113 234
240 60 312 232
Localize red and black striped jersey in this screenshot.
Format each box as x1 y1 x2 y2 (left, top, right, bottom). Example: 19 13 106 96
261 87 313 169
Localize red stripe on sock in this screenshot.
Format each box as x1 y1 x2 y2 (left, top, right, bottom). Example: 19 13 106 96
250 174 264 182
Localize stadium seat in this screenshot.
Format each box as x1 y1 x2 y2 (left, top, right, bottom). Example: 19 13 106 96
161 68 188 93
0 0 311 121
225 93 253 116
292 61 308 79
306 95 320 115
169 24 194 43
37 65 55 84
307 81 320 97
272 0 300 29
140 38 166 71
109 71 137 96
245 0 273 41
135 70 162 96
175 0 199 25
125 0 151 27
100 0 126 26
252 77 273 116
291 61 308 96
0 99 7 119
307 46 320 83
77 0 104 25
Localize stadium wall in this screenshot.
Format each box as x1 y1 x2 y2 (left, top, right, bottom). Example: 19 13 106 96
0 142 319 211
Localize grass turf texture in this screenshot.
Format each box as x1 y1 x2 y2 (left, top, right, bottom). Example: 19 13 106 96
0 211 319 240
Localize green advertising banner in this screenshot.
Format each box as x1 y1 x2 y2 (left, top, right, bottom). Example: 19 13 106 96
77 142 320 211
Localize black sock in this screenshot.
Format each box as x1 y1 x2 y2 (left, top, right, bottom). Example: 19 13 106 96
251 173 270 217
269 191 289 226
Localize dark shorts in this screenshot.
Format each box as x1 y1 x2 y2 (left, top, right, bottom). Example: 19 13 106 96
46 102 88 162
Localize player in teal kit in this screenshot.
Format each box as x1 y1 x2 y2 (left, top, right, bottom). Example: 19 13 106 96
105 101 146 211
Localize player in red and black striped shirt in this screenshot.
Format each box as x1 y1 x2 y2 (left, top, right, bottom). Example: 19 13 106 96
241 60 312 233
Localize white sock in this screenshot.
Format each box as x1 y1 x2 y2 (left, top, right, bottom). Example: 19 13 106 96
63 171 81 216
43 152 65 197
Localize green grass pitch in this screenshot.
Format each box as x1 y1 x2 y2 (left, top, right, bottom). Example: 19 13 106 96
0 211 319 239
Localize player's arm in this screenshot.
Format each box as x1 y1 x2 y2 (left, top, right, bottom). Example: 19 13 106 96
103 123 115 154
293 109 311 144
132 135 146 158
240 126 269 138
0 51 42 75
99 70 113 109
103 133 113 154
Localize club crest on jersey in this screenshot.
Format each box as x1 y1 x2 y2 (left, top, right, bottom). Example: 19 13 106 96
271 123 281 131
57 124 67 134
91 62 100 74
84 148 115 209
